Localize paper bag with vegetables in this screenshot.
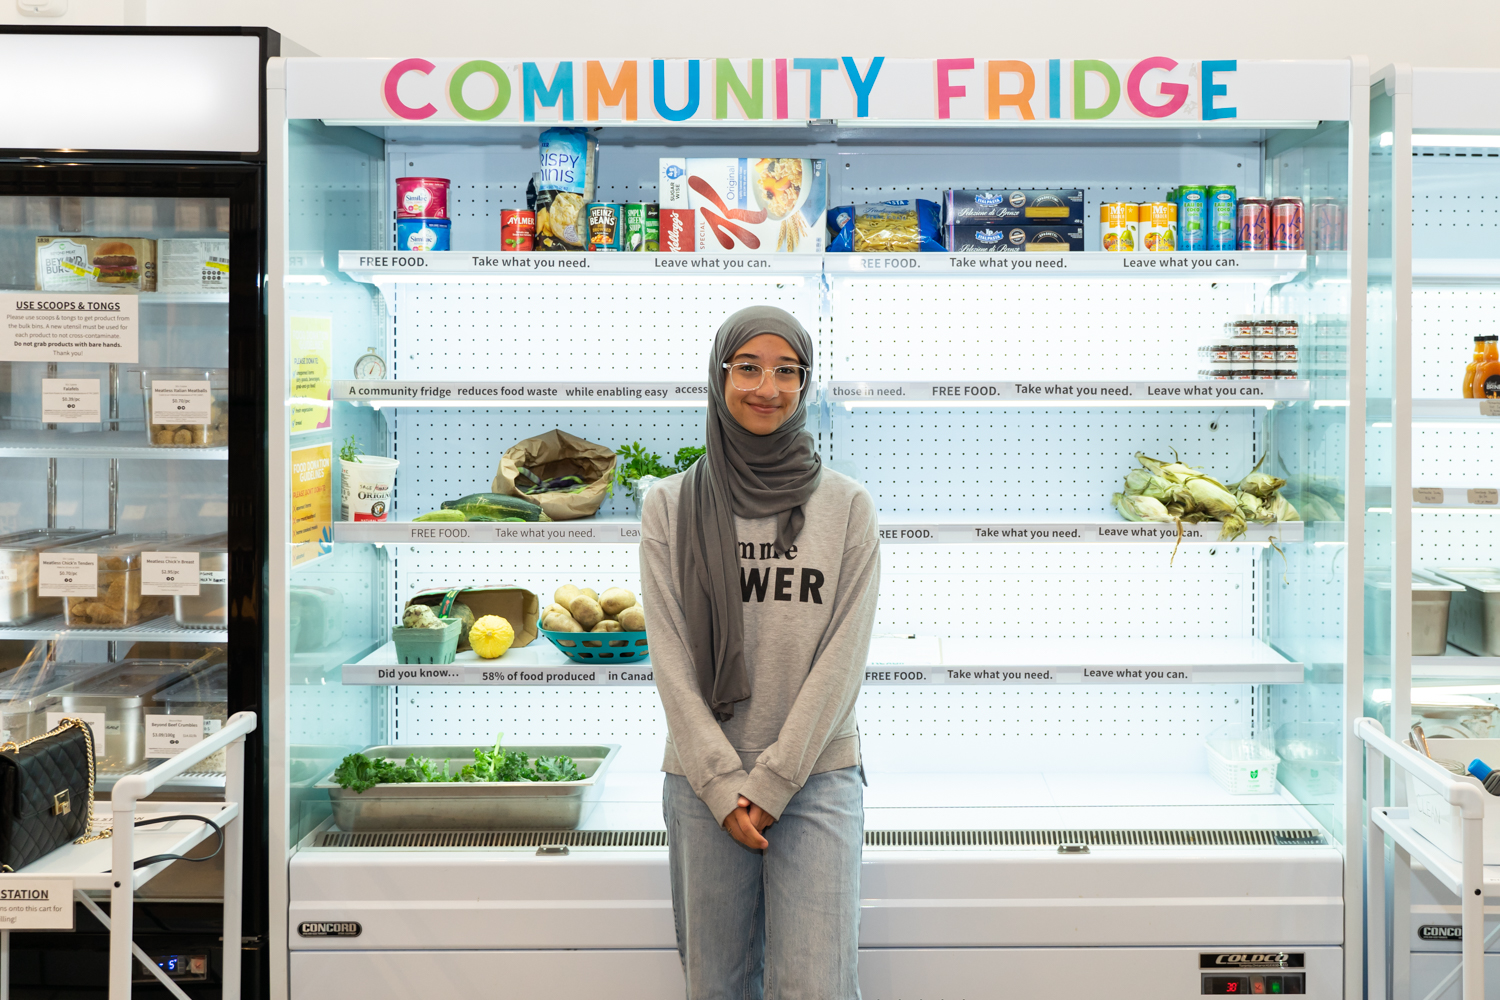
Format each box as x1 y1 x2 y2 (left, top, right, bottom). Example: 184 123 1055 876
494 429 616 521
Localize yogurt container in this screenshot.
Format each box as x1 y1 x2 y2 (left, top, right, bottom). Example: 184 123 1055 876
396 177 450 219
396 218 450 252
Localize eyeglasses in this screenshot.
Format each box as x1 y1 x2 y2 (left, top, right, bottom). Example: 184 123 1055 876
721 362 810 392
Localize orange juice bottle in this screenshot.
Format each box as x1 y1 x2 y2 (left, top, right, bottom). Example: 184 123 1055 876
1474 336 1500 399
1464 336 1486 398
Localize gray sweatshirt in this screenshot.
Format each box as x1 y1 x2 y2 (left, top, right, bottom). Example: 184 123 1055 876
641 469 880 825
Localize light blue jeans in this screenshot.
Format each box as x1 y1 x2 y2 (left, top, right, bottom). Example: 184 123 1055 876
663 767 863 1000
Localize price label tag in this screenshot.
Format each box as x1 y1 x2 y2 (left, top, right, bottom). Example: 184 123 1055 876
1481 400 1500 417
142 552 200 596
38 552 96 598
1469 489 1499 506
145 715 203 758
41 378 101 423
149 380 211 424
199 569 228 586
46 712 106 757
1413 487 1446 504
0 878 75 929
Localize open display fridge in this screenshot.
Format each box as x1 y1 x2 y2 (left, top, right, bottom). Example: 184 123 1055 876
270 55 1368 1000
0 25 276 999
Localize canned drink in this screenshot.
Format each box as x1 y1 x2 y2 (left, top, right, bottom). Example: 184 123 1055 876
1207 186 1236 251
1236 198 1270 251
625 203 660 252
1176 186 1207 251
1271 197 1304 250
1141 202 1177 251
1311 198 1345 251
396 177 450 219
586 203 625 251
501 209 536 251
395 217 450 251
1100 202 1138 252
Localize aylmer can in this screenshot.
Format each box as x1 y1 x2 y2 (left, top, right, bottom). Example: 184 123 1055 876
1237 197 1271 251
625 203 659 252
586 203 625 251
1272 197 1304 250
1207 185 1236 252
396 177 450 219
501 209 535 251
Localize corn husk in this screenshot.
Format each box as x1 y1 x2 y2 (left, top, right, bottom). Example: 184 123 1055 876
1264 493 1300 522
1113 493 1174 523
1181 477 1239 519
1218 513 1249 541
1235 471 1287 499
1134 451 1168 477
1235 491 1267 523
1123 468 1154 495
1296 493 1339 522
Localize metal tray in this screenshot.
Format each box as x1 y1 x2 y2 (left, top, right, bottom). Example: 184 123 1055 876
317 743 620 832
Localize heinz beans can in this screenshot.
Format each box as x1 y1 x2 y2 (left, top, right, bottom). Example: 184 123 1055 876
1271 197 1304 250
396 177 450 219
586 203 625 251
1237 197 1270 251
1207 186 1237 252
395 218 450 251
1176 186 1207 251
501 209 535 251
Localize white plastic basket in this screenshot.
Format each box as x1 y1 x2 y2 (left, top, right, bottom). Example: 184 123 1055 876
1206 737 1281 794
1404 736 1500 864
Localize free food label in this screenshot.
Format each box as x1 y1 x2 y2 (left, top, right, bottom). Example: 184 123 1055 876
38 552 96 598
0 293 139 363
41 378 101 423
142 552 200 596
150 380 212 424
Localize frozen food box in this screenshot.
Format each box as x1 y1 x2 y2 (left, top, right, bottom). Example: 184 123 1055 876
157 238 228 292
139 367 228 447
58 659 195 767
173 533 228 630
35 236 157 292
947 224 1085 252
406 586 539 650
659 158 826 253
55 533 187 629
946 189 1086 225
0 528 112 625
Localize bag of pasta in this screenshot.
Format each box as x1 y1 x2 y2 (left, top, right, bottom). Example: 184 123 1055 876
533 128 598 250
827 199 945 252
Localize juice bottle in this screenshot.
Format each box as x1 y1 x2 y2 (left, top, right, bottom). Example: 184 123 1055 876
1464 336 1486 398
1474 336 1500 399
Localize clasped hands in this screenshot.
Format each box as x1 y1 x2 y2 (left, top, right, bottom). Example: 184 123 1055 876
722 794 774 849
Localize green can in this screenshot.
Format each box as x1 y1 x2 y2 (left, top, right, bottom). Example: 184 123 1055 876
625 203 659 252
1176 184 1208 251
1207 184 1237 251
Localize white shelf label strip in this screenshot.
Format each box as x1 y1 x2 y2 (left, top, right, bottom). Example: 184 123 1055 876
828 380 1311 403
332 381 707 404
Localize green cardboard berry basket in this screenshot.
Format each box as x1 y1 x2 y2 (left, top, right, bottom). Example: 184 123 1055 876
392 618 461 664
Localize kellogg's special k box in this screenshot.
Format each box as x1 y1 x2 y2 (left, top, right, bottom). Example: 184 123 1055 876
659 158 826 253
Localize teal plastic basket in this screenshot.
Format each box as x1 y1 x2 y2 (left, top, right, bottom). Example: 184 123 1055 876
538 624 650 664
392 618 461 664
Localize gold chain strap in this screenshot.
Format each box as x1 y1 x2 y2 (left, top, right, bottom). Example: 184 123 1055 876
0 716 111 845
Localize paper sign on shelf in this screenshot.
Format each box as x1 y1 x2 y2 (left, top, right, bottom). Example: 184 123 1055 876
46 712 105 758
1414 488 1445 504
149 380 211 425
0 293 138 363
1468 489 1499 505
38 552 96 598
1481 400 1500 417
142 552 200 596
290 314 333 433
0 879 75 930
291 442 333 567
145 715 203 757
41 378 101 424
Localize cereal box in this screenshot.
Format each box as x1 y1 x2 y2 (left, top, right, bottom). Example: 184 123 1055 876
659 158 826 253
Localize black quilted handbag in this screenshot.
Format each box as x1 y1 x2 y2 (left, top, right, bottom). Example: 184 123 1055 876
0 716 102 872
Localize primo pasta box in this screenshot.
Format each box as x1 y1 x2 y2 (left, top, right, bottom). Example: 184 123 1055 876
659 158 826 253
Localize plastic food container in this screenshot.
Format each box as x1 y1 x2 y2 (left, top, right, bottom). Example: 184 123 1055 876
1365 569 1465 656
55 533 185 629
1205 725 1280 794
1431 567 1500 656
155 663 227 769
173 532 228 629
139 367 227 447
58 659 195 767
0 660 116 742
1405 736 1500 864
0 528 111 625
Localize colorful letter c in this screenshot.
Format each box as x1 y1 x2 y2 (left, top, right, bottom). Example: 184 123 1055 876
383 58 437 120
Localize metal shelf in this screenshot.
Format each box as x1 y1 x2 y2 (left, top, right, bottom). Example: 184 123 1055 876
1411 486 1500 509
0 615 226 643
0 430 226 460
1410 399 1500 421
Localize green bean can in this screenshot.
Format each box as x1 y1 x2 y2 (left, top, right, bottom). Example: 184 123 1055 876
625 203 659 252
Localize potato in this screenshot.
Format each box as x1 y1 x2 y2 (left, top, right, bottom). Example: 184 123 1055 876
617 605 646 632
543 611 583 633
569 595 605 630
591 620 622 633
554 584 583 608
580 587 598 602
600 587 636 616
544 602 569 619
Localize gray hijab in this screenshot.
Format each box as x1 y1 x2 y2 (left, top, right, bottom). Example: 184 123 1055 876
675 306 822 721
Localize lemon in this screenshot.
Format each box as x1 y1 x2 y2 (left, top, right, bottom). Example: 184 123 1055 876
468 615 515 659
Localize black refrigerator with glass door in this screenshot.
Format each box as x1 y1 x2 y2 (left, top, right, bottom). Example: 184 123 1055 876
0 25 278 1000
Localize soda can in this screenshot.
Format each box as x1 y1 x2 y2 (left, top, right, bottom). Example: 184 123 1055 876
501 209 535 251
1311 198 1345 251
395 177 450 219
1271 197 1304 250
1141 202 1177 252
625 203 660 252
586 203 625 251
1207 185 1236 252
395 217 449 251
1176 186 1207 251
1100 202 1138 252
1237 197 1271 251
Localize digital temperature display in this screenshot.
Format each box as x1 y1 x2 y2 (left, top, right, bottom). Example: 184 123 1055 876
1203 974 1304 994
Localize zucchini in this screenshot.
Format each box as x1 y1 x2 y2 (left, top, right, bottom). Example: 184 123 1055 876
440 492 548 522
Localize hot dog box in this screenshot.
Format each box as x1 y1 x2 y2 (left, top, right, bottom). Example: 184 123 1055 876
659 158 826 253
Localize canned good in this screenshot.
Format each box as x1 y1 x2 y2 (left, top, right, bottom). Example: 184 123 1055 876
1176 186 1207 251
1252 341 1278 364
1312 198 1345 251
501 209 536 251
1202 344 1233 362
1237 197 1270 251
395 217 450 252
396 177 450 219
586 203 625 251
1230 342 1255 363
1225 318 1257 339
1100 203 1138 252
1275 318 1300 338
625 203 660 252
1141 202 1177 251
1272 197 1304 250
1255 317 1280 338
1207 186 1236 252
1276 345 1299 364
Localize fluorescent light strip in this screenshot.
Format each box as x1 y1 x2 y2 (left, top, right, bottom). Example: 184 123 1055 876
1313 400 1350 408
284 275 330 285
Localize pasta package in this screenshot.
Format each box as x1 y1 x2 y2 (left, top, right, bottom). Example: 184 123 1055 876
534 128 598 250
659 158 826 253
827 200 945 252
